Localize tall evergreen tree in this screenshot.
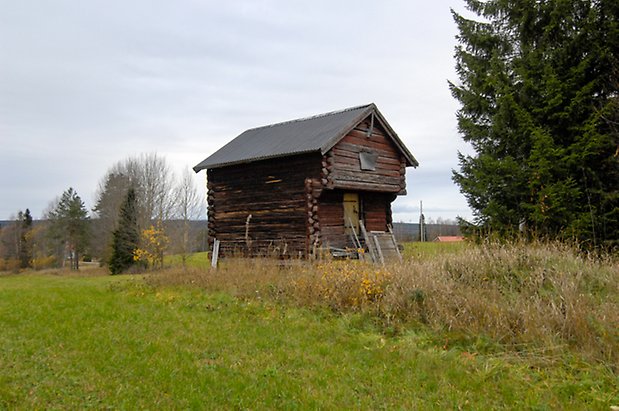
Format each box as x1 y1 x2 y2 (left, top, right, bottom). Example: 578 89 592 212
47 188 90 269
91 172 132 263
109 188 140 275
451 0 619 249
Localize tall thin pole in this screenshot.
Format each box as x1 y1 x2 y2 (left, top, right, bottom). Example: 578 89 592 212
419 200 425 242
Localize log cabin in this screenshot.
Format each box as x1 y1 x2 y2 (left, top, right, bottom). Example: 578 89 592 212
193 103 418 257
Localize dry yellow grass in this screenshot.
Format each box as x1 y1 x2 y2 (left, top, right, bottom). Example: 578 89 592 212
148 242 619 366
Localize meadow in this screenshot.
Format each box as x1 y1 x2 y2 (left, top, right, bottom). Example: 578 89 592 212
1 242 617 409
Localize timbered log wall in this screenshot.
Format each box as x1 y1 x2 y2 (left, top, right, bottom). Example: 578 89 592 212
305 177 323 253
316 190 347 249
325 119 407 194
207 154 321 257
363 193 396 232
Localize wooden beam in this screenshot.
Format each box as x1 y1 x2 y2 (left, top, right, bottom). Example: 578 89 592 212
366 113 374 137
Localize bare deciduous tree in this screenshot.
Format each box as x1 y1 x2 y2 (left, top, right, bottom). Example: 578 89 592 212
92 153 177 263
168 168 205 267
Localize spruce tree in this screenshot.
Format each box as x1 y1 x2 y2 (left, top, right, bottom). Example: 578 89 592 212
91 172 131 262
109 188 140 275
451 0 619 249
47 189 90 269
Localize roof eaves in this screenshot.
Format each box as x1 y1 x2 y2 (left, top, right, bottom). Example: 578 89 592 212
194 148 322 171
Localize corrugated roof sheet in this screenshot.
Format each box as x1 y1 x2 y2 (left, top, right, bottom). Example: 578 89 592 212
193 103 417 171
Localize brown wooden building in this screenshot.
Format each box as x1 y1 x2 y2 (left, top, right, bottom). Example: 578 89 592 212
193 104 418 257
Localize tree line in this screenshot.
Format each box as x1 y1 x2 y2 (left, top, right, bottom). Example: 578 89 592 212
0 153 204 273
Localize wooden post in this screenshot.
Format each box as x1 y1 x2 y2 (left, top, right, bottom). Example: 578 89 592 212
366 112 374 137
211 239 220 268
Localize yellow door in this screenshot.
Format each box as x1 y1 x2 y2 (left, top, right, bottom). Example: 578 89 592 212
343 193 360 235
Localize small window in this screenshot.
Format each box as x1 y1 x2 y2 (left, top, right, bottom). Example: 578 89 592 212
359 150 378 171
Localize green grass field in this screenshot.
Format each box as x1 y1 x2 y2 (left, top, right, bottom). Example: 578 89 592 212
164 251 212 269
1 242 618 408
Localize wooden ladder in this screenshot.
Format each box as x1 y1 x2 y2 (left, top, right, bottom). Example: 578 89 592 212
359 221 402 265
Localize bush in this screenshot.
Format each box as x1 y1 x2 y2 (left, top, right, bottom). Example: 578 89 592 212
32 256 57 270
291 262 391 310
0 258 21 273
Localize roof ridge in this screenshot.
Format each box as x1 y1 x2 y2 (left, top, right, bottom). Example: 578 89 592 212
244 103 374 133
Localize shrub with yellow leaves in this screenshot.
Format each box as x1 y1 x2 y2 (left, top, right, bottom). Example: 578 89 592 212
311 261 392 309
133 222 169 270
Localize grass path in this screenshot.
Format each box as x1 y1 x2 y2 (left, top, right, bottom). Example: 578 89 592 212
0 273 616 409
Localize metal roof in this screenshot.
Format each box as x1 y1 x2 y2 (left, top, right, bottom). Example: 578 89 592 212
193 103 418 172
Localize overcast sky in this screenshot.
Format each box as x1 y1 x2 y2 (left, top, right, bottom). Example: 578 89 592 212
1 0 473 223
